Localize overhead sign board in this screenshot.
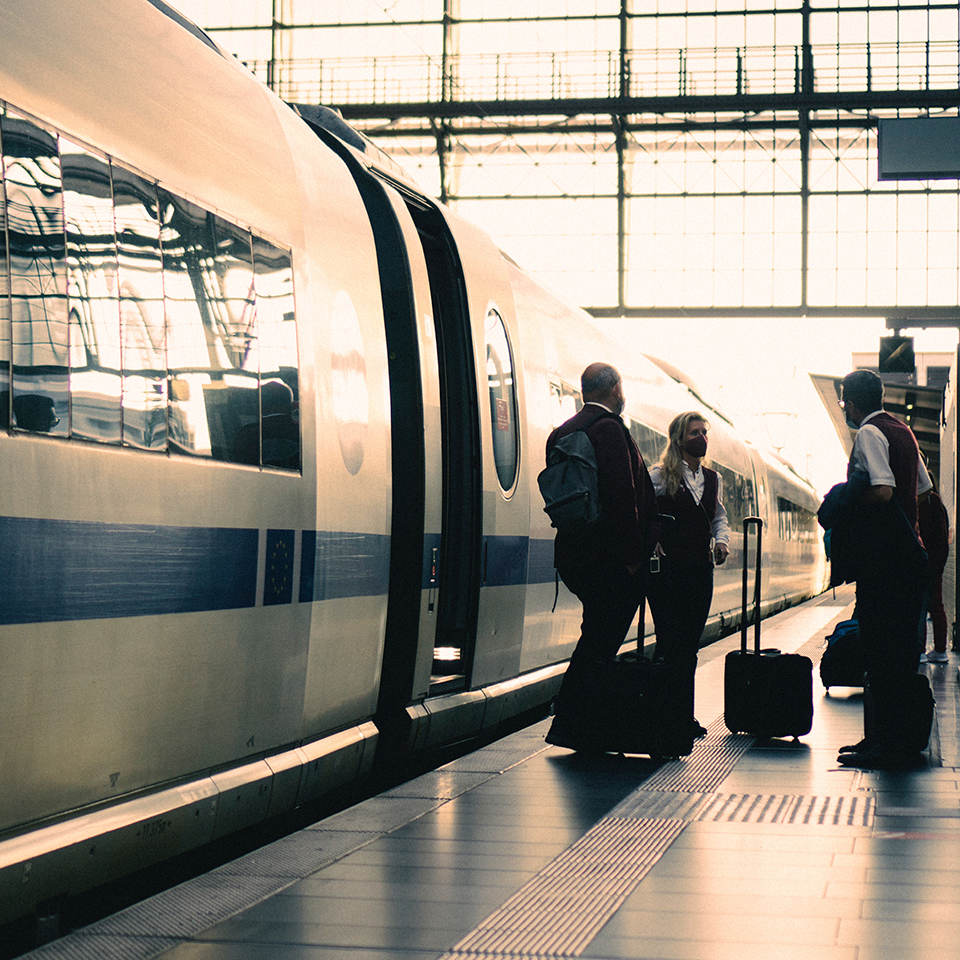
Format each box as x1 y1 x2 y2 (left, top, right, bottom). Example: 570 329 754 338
878 117 960 180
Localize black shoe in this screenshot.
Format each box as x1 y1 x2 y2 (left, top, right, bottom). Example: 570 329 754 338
837 745 925 769
546 727 608 754
838 738 873 755
692 720 708 739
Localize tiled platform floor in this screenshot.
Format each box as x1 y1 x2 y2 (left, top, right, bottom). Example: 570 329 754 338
27 587 960 960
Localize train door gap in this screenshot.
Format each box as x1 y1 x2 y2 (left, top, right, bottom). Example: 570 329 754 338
407 204 482 694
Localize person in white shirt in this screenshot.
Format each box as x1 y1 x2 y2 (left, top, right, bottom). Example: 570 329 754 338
648 412 731 739
834 370 931 769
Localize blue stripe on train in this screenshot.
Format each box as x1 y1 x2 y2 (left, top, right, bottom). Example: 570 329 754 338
299 530 391 603
0 517 557 625
0 517 259 625
417 535 555 589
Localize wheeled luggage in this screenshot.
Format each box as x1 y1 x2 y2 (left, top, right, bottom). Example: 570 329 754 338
546 633 694 758
820 618 865 690
724 517 814 739
864 673 935 754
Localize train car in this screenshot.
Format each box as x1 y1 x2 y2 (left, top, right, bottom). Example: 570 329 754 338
0 0 827 930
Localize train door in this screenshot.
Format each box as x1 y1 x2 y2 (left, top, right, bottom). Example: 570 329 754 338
299 120 481 731
403 201 483 694
371 184 484 700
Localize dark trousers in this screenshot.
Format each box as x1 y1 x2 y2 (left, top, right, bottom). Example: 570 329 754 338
554 562 647 720
927 572 948 654
647 560 713 721
857 573 924 753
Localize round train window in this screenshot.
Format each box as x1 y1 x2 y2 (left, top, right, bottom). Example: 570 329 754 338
485 307 519 493
331 290 369 476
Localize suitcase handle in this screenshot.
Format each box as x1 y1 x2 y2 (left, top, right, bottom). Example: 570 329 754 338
740 517 763 655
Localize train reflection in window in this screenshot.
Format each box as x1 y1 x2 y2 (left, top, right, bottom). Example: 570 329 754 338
114 164 166 450
253 237 300 470
0 105 8 426
62 136 122 444
485 306 519 493
2 111 69 436
0 102 300 472
548 378 580 428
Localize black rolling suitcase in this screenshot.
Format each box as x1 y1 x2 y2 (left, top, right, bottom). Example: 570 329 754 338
724 517 814 739
863 673 935 754
546 629 694 758
820 619 865 690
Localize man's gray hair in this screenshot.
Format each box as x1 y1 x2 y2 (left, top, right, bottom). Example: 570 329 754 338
841 369 883 414
581 364 621 395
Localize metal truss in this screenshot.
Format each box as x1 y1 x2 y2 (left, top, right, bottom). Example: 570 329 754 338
208 3 960 322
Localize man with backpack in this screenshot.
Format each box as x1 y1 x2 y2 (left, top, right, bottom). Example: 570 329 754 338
543 362 659 749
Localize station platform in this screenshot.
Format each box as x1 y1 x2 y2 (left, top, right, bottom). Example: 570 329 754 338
26 587 960 960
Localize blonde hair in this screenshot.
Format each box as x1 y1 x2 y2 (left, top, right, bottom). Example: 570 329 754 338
656 411 709 498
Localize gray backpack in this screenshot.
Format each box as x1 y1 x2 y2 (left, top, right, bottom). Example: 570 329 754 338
537 413 611 529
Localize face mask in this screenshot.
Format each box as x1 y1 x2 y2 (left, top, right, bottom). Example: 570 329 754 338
845 417 859 430
686 434 708 458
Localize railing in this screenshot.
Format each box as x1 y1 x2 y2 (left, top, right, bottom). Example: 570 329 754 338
245 40 960 106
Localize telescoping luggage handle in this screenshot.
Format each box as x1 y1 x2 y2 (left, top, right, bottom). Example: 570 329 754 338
740 516 763 655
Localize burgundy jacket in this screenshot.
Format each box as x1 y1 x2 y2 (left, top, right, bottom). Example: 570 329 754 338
546 404 658 574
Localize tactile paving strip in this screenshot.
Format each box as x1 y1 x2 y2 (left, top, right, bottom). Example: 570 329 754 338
23 935 182 960
641 717 754 793
612 790 874 826
441 816 686 958
439 630 864 960
697 792 875 826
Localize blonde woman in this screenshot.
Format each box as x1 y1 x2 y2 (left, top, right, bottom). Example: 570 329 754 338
648 412 731 738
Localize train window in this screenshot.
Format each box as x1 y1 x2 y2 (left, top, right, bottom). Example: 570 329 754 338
713 463 755 529
0 102 300 471
161 192 260 462
113 165 167 450
629 420 666 467
162 191 216 456
777 495 817 544
2 112 69 436
485 306 519 493
252 237 300 470
0 108 9 426
548 378 580 428
62 137 122 444
208 216 259 463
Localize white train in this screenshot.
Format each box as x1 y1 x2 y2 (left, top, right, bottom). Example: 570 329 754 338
0 0 827 929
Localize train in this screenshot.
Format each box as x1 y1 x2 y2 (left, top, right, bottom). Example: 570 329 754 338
0 0 828 929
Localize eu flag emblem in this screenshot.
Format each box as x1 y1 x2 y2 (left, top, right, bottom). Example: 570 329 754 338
264 530 295 606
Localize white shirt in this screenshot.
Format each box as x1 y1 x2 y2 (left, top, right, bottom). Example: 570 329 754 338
583 400 617 414
852 410 932 495
649 461 731 546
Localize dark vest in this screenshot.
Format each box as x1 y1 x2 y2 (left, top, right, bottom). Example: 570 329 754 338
866 411 921 532
657 467 718 568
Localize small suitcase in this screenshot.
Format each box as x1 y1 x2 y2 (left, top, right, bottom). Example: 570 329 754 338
724 517 814 739
864 673 935 754
546 628 694 758
820 619 865 690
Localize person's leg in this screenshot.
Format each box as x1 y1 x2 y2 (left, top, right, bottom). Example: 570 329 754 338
553 564 645 724
854 577 924 760
649 561 712 734
928 573 948 655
